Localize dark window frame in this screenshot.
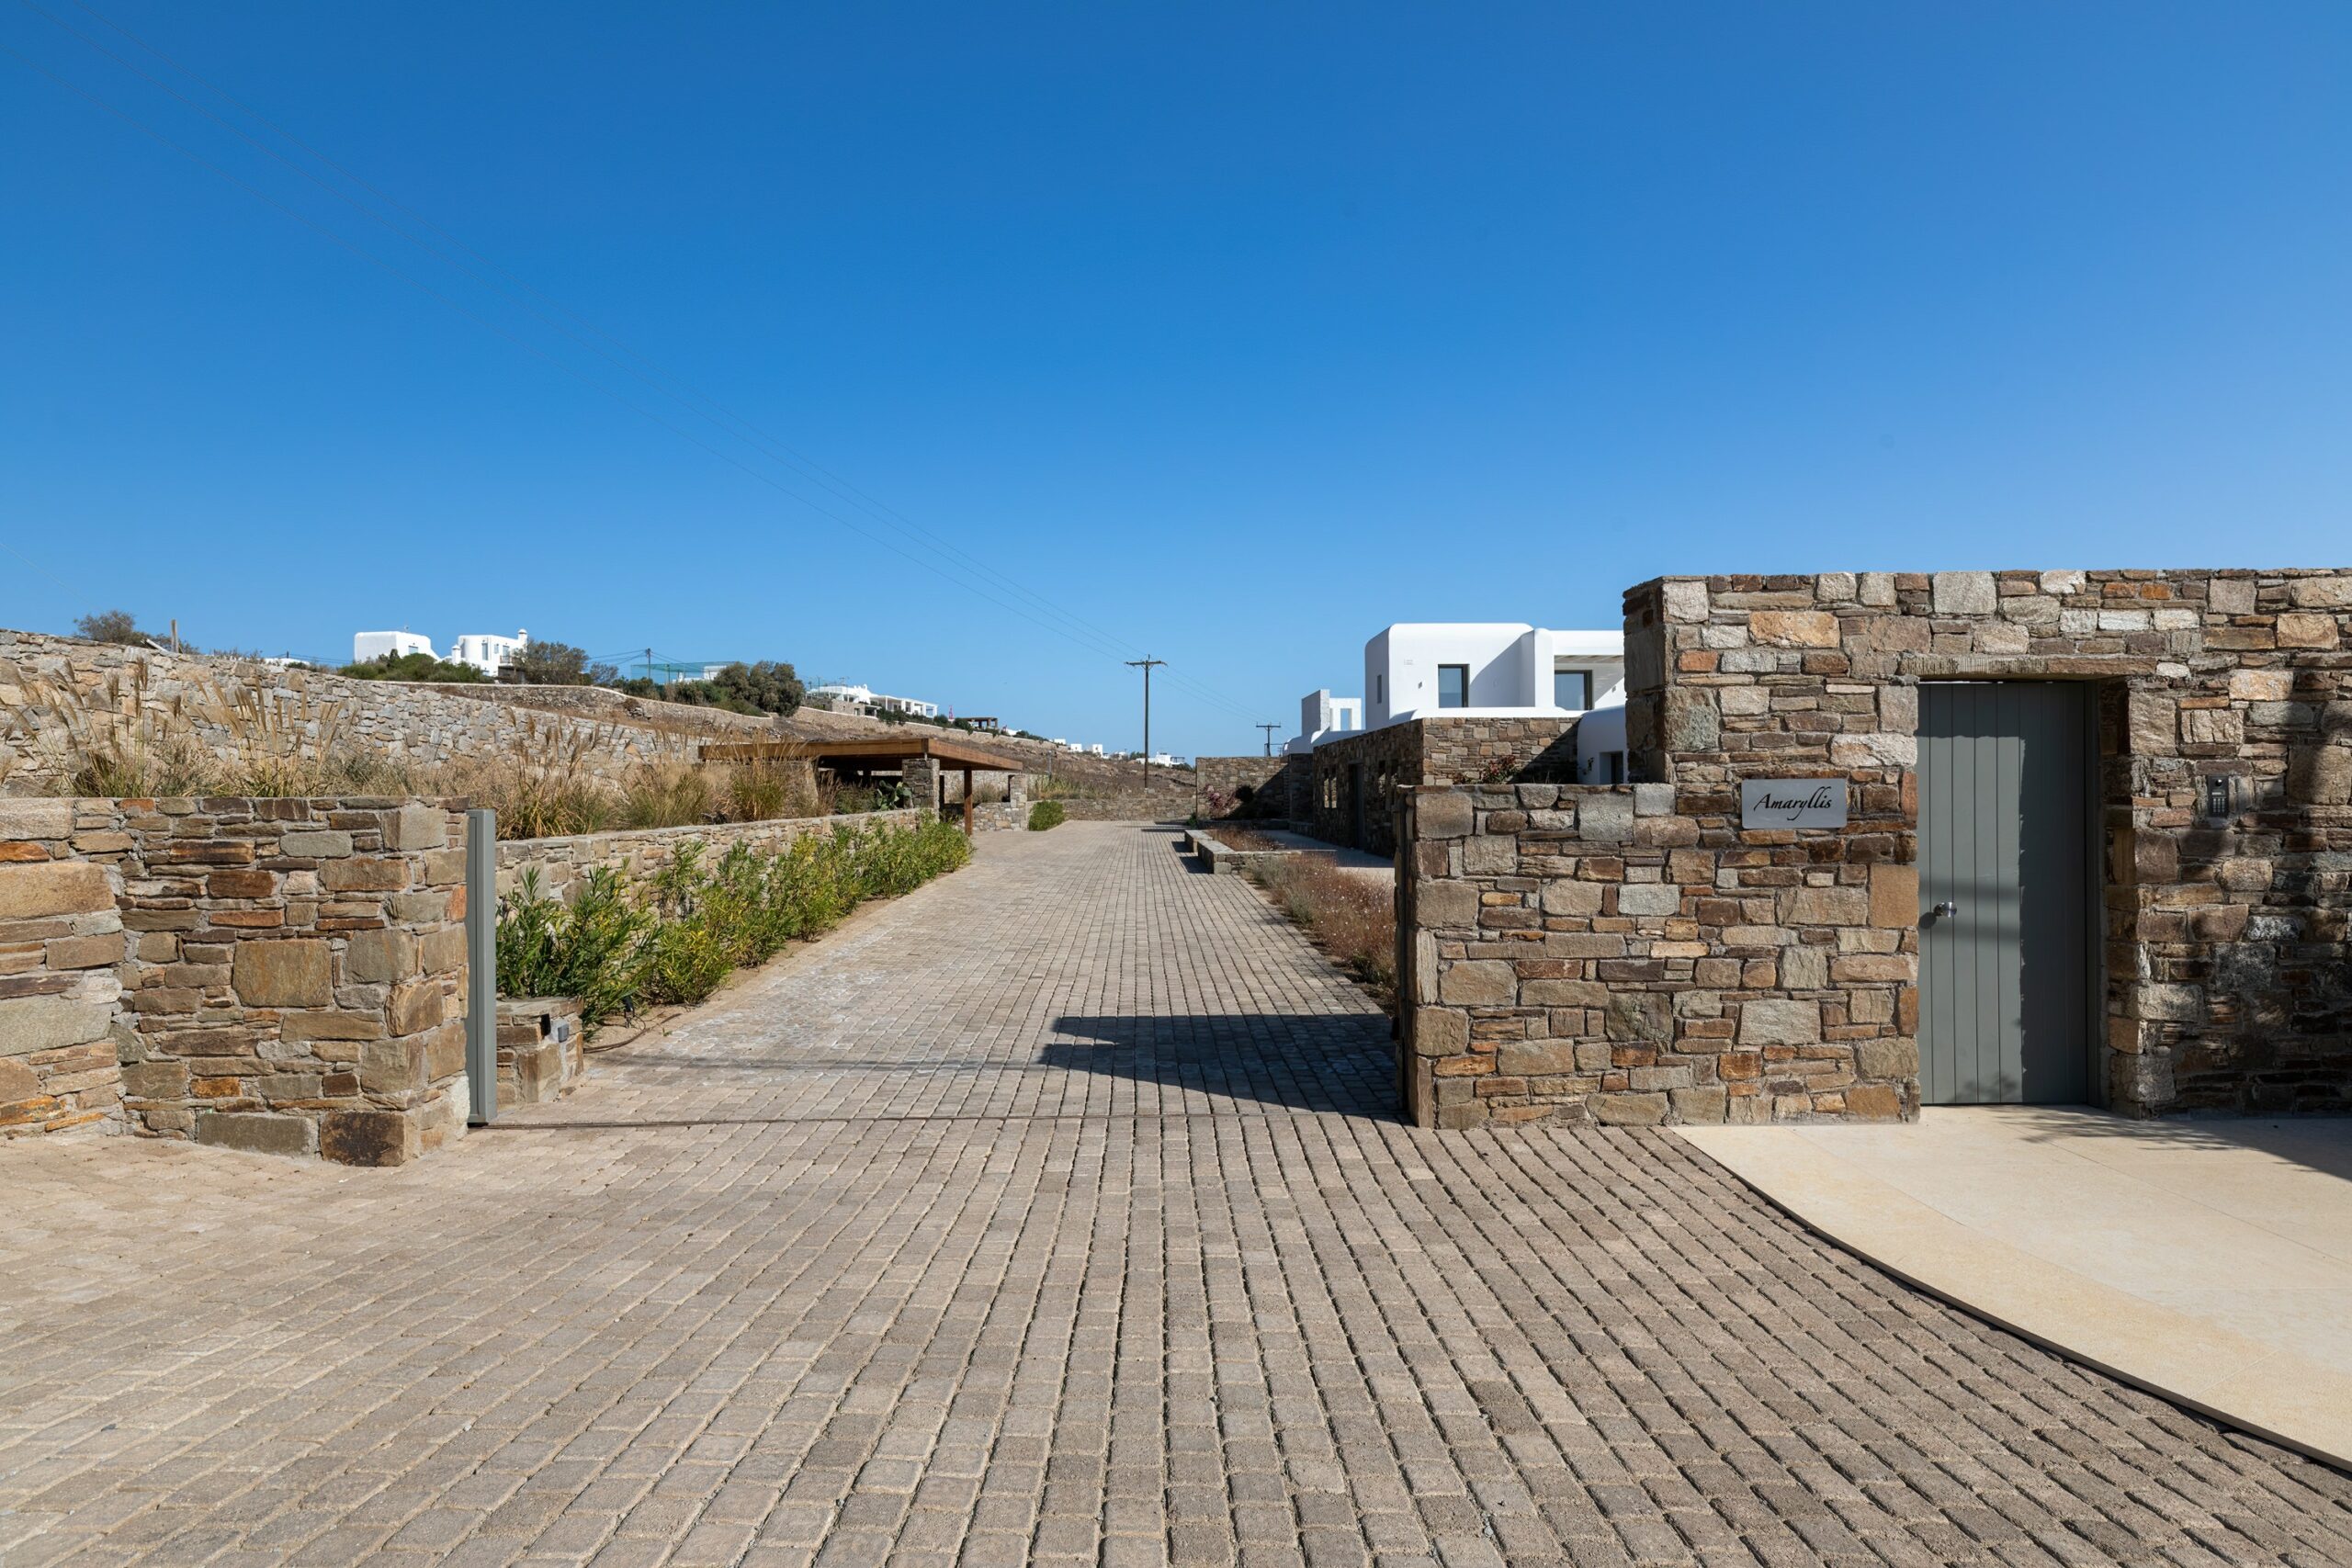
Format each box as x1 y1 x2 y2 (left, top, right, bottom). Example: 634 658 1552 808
1436 664 1469 709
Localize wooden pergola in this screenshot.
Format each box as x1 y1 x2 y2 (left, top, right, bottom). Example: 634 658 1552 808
697 735 1035 834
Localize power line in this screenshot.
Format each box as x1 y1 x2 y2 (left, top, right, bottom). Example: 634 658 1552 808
28 0 1265 727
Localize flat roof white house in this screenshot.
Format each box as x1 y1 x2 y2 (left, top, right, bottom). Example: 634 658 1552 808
352 630 435 664
1286 689 1364 754
808 682 941 719
1363 624 1625 728
450 631 528 679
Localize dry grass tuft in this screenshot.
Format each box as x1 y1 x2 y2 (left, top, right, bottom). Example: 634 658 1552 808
1249 853 1396 1010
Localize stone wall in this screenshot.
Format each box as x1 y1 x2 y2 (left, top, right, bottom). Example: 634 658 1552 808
418 678 786 738
1307 717 1578 854
1 800 129 1138
496 809 930 904
1 795 472 1162
0 630 705 796
1396 783 1915 1130
1620 569 2350 1117
1193 755 1295 819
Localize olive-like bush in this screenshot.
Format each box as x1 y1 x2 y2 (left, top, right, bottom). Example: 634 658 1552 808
1027 800 1067 831
496 818 972 1023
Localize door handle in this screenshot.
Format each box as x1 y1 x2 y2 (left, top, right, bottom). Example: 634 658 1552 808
1931 901 1958 919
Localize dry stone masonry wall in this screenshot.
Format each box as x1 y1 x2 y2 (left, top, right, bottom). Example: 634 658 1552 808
0 799 130 1138
0 630 707 795
1310 717 1577 854
1396 566 2352 1127
1398 783 1914 1129
2 795 471 1162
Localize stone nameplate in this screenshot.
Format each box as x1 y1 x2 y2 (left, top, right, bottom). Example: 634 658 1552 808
1740 779 1849 830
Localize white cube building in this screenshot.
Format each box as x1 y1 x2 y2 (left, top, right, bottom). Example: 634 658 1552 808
352 630 435 665
1363 624 1624 728
450 631 528 678
1287 689 1364 754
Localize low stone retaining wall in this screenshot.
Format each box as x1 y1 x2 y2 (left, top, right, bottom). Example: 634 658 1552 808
1308 717 1578 854
1396 782 1915 1131
0 800 128 1138
1179 827 1338 876
955 800 1032 832
1 795 471 1162
495 997 585 1104
0 629 699 795
1193 754 1296 818
496 809 929 903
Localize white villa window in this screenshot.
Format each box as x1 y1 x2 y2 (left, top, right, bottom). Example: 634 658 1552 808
1437 665 1468 708
1553 667 1592 710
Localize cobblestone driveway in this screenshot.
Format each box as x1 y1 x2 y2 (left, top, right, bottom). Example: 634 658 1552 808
4 823 2350 1567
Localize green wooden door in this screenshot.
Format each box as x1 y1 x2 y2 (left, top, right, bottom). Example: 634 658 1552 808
1918 682 2096 1105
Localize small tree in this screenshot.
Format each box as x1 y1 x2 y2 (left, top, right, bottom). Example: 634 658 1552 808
75 609 154 645
706 660 805 716
507 640 609 686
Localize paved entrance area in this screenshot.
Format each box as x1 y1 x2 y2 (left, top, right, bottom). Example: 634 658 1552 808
4 823 2351 1566
1680 1108 2352 1470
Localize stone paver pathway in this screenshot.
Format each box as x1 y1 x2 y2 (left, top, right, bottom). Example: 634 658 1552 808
3 822 2350 1567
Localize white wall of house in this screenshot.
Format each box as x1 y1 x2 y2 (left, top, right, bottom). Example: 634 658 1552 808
1363 624 1624 728
451 631 527 678
353 630 435 664
809 682 939 719
1575 704 1629 784
1287 688 1365 754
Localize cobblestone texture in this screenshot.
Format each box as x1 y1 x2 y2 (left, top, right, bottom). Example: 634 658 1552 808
3 823 2350 1565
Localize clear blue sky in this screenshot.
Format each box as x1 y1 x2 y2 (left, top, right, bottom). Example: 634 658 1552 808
6 5 2349 759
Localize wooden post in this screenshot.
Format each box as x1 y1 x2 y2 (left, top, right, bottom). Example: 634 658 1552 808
961 767 974 835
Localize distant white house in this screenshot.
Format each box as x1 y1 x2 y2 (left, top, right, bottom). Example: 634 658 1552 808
352 630 435 665
1286 688 1364 754
808 682 940 719
1087 743 1105 757
450 630 528 679
1363 624 1624 728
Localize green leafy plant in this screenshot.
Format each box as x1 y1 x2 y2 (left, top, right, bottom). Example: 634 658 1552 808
1028 800 1066 831
494 867 654 1028
75 609 160 646
339 651 487 683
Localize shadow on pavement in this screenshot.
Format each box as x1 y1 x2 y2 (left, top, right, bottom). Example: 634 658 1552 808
1046 1012 1397 1118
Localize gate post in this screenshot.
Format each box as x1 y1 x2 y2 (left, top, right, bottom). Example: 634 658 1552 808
466 807 498 1125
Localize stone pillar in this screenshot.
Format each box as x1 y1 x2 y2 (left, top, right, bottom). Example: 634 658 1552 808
900 756 941 818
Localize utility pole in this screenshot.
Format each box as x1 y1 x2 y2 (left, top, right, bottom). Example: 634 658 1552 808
1257 723 1279 757
1125 658 1165 792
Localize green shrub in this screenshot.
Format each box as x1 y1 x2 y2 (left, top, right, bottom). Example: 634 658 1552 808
340 650 487 682
494 820 971 1024
494 867 653 1028
1027 800 1066 831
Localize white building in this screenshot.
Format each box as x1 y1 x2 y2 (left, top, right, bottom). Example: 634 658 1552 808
1363 624 1624 728
1574 703 1629 784
807 682 940 719
450 630 528 679
1286 688 1364 754
352 630 435 665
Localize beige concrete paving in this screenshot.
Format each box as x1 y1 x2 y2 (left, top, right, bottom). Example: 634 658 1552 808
6 830 2352 1563
1679 1107 2352 1471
